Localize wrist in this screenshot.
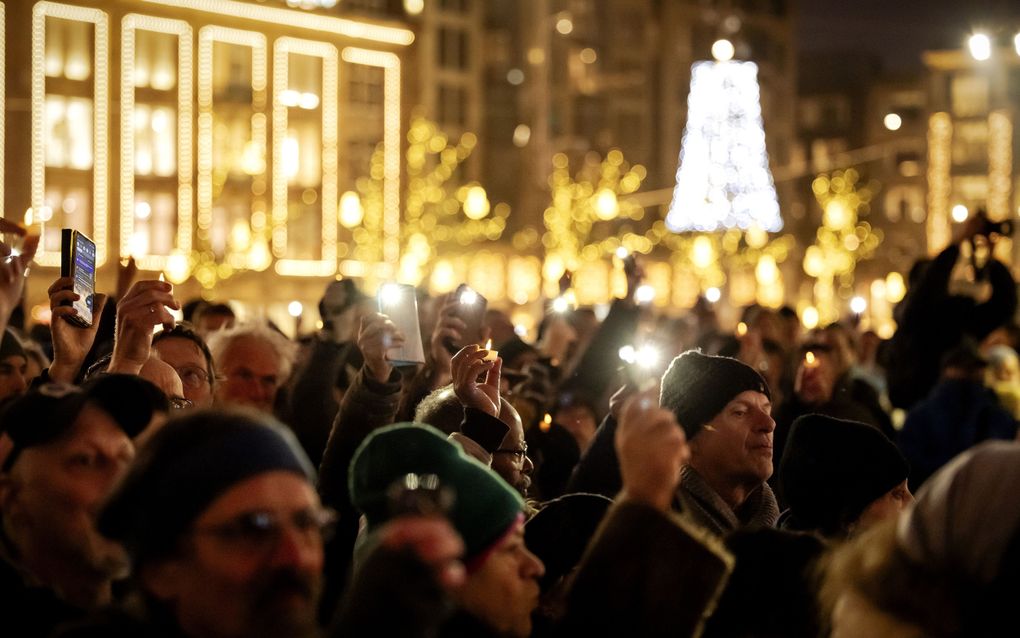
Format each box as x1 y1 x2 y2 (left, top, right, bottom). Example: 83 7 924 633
619 486 673 513
366 360 393 384
49 360 81 383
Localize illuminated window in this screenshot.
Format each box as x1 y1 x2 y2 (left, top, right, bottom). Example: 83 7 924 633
951 75 989 117
44 96 93 169
45 18 92 81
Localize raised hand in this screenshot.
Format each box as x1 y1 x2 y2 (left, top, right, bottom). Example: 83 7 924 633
358 312 405 384
451 344 501 418
108 280 179 375
0 223 37 333
48 276 109 383
429 294 466 385
616 389 689 512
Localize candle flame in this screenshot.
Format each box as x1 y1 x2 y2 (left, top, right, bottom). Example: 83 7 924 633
541 413 552 432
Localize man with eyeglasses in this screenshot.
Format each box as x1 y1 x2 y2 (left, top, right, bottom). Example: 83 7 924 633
153 323 216 407
207 323 297 415
86 408 328 638
448 345 534 498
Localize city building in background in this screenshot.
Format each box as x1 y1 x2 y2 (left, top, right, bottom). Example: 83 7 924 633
4 0 411 323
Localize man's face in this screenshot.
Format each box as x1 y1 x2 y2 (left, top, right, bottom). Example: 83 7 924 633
855 480 913 532
144 471 325 638
154 336 214 406
689 390 775 485
216 337 282 413
0 354 28 401
1 404 134 580
795 347 838 405
491 400 533 496
457 526 544 638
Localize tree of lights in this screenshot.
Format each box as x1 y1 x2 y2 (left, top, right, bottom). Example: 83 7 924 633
665 60 782 233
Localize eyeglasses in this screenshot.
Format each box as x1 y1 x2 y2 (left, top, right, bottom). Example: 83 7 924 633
170 396 194 410
176 365 212 390
191 507 337 554
494 443 528 461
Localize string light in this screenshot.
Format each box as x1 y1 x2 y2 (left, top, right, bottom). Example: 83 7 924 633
926 112 952 254
988 110 1012 221
273 37 339 278
0 3 5 218
32 2 109 267
120 15 193 272
141 0 414 46
666 61 781 233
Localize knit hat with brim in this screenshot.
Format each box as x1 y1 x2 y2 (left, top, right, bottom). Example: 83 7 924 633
660 350 771 439
349 423 524 563
779 413 908 537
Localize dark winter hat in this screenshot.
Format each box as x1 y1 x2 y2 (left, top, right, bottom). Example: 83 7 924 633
349 423 524 563
660 350 771 438
98 408 315 564
0 329 24 361
524 493 612 591
779 414 908 537
0 375 161 471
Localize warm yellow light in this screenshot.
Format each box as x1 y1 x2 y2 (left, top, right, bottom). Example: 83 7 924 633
634 284 655 304
463 185 490 220
804 351 819 368
579 47 597 64
755 254 779 285
884 113 902 131
850 296 867 314
823 200 850 229
339 191 364 228
552 296 570 313
33 2 110 268
745 224 768 249
802 306 819 329
736 321 748 337
164 250 191 284
968 32 992 61
705 287 721 303
404 0 424 15
692 235 715 269
555 17 573 35
541 413 552 432
952 204 969 223
342 47 401 265
142 0 414 46
288 301 303 317
593 188 618 220
512 124 531 147
886 272 907 303
711 38 735 62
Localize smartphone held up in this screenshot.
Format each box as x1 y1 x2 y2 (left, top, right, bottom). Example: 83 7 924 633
377 282 426 365
444 283 487 353
60 229 97 327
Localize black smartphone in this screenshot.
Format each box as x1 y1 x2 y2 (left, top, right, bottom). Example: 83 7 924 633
445 283 487 353
60 229 96 327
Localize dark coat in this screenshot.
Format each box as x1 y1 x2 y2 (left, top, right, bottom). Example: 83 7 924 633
899 378 1018 491
0 550 86 638
885 243 1018 410
559 500 733 637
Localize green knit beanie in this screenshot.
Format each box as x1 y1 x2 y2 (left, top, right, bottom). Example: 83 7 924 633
349 423 525 561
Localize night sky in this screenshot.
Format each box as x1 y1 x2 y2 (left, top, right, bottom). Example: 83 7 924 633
798 0 1020 72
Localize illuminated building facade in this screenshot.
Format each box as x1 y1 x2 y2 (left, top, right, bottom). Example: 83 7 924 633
923 47 1020 256
3 0 411 308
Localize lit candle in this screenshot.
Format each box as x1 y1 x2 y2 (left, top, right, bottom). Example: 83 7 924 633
482 338 497 361
541 413 552 432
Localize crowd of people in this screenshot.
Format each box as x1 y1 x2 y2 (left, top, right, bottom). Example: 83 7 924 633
1 211 1019 637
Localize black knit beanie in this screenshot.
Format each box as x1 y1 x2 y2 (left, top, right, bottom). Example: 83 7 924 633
659 350 771 439
98 408 315 564
778 413 908 537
